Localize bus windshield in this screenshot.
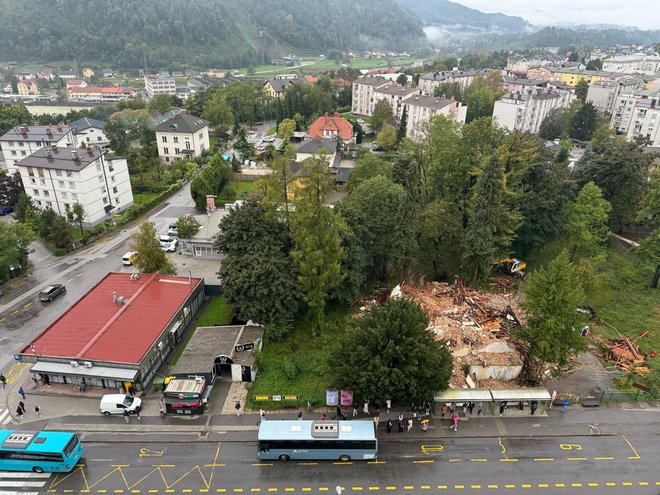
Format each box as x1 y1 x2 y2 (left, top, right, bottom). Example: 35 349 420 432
258 420 377 462
0 430 84 473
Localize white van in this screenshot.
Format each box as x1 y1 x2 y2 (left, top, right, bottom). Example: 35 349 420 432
100 394 142 416
122 252 137 266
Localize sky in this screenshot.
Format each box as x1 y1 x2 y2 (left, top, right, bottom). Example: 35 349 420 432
453 0 660 30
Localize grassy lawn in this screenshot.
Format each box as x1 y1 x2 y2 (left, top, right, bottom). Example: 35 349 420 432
219 180 257 203
247 306 352 411
266 127 276 136
133 192 159 204
171 296 233 366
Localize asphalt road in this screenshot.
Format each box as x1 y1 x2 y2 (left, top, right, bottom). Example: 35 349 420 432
30 433 660 494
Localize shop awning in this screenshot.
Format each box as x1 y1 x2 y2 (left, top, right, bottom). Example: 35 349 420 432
30 361 138 381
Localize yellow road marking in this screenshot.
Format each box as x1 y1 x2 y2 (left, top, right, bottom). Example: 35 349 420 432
67 278 75 283
420 486 430 490
217 490 226 493
114 491 124 494
605 482 616 486
403 486 413 490
500 458 518 462
622 435 641 459
437 486 447 490
385 488 396 491
453 485 464 490
233 490 244 493
368 488 379 491
149 491 159 493
298 462 318 465
587 483 598 487
470 459 487 462
622 482 633 486
487 485 498 489
368 461 385 464
521 484 531 488
98 491 107 493
639 482 649 486
566 457 587 461
11 310 18 315
333 462 353 465
504 485 515 489
76 272 83 277
24 302 31 308
201 491 209 494
554 484 565 488
64 491 74 493
538 484 549 488
285 489 295 493
0 318 5 324
302 489 311 491
534 458 554 461
413 460 434 464
471 485 481 489
571 483 582 487
352 488 363 492
320 489 328 492
268 490 278 492
449 459 463 462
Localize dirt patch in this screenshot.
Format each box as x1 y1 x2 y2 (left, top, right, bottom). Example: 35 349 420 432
546 349 616 399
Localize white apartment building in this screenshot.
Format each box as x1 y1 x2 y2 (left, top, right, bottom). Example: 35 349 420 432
351 77 389 116
610 92 645 134
403 95 467 140
70 117 110 147
493 90 576 134
154 112 210 163
624 96 660 146
0 125 74 172
603 54 660 73
587 78 642 116
144 74 177 98
417 70 489 95
372 83 421 118
16 145 133 227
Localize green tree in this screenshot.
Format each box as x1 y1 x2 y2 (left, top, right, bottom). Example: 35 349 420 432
215 200 301 324
131 221 176 274
396 73 408 86
564 182 612 260
277 118 297 142
463 153 519 285
539 108 567 141
377 123 397 150
0 104 32 135
585 59 603 71
466 87 497 123
590 122 616 151
0 221 35 283
66 202 86 237
331 297 453 404
290 156 346 324
0 171 25 206
346 155 392 193
517 251 587 367
397 107 408 142
233 125 254 161
575 139 653 231
635 168 660 264
147 94 178 114
202 95 234 135
569 102 598 141
369 99 394 133
574 79 589 102
415 199 464 279
47 214 72 248
189 157 232 209
176 214 201 239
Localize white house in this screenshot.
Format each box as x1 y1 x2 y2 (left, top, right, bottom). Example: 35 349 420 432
154 112 210 163
0 125 74 172
418 70 489 95
372 82 421 118
145 74 177 97
16 145 133 227
403 95 467 140
351 77 389 116
624 95 660 146
493 89 575 134
70 117 110 147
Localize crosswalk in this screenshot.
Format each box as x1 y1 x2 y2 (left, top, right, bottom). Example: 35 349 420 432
3 363 31 385
0 408 13 426
0 471 51 495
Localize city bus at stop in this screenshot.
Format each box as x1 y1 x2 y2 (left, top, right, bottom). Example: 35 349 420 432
0 430 83 473
258 420 377 462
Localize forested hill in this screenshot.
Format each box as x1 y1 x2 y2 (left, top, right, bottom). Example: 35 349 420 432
0 0 426 68
397 0 531 33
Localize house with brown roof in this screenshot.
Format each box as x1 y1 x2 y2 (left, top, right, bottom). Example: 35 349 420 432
17 79 39 96
308 112 354 143
263 77 297 99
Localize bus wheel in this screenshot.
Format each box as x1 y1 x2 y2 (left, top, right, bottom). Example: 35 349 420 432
33 467 44 473
279 454 290 462
339 454 351 462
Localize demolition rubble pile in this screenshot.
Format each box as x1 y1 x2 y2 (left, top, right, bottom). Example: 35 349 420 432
395 277 529 388
596 331 651 376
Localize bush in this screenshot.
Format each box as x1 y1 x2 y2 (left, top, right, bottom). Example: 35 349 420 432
265 320 293 343
220 186 236 202
282 357 299 380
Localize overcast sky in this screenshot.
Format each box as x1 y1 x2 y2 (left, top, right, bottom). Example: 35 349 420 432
454 0 660 30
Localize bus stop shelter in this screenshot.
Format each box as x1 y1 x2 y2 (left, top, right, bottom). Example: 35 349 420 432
434 388 552 417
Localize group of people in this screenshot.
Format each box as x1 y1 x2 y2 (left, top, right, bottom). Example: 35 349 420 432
11 387 42 420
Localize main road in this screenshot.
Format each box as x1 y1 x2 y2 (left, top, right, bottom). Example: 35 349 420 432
9 432 657 495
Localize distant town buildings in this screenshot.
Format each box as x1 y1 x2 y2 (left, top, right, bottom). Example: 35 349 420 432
308 112 354 143
144 74 177 97
154 111 210 163
16 146 133 226
602 54 660 73
17 79 38 96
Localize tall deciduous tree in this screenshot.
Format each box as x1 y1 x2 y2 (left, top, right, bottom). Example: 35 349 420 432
369 99 394 133
290 156 346 324
0 221 35 283
202 95 234 135
346 155 392 193
131 221 176 274
377 123 397 150
564 182 612 260
517 251 587 367
66 202 86 236
215 200 301 324
277 118 297 142
569 102 598 141
0 171 25 206
0 104 32 135
176 214 201 239
574 79 589 102
538 108 567 141
331 297 453 404
463 153 519 285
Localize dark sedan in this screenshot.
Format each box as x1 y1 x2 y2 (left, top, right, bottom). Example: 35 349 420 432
39 284 66 302
0 206 14 216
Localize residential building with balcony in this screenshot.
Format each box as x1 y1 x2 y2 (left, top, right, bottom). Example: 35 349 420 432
493 89 575 134
351 77 389 116
418 70 489 95
154 112 210 163
372 83 421 118
70 118 110 147
16 145 133 226
0 125 73 172
624 95 660 146
403 95 467 140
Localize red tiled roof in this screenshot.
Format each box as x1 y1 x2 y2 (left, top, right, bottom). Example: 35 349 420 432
305 76 319 84
66 79 84 87
23 273 203 365
308 112 353 141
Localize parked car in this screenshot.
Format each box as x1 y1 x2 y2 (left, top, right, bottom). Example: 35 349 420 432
372 142 384 152
39 284 66 302
167 223 178 237
100 394 142 416
262 136 275 143
158 234 175 244
122 252 137 266
161 239 178 252
357 118 365 124
0 206 14 216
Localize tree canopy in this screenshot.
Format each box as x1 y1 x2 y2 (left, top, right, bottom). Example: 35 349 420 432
131 221 176 274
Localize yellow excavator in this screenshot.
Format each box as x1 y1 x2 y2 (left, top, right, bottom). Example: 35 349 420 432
493 258 527 280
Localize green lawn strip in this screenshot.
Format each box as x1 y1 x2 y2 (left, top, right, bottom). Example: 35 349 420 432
247 305 353 411
219 180 257 203
133 192 159 204
171 296 233 366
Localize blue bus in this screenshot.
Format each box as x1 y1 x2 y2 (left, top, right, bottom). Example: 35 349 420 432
0 430 83 473
258 420 377 462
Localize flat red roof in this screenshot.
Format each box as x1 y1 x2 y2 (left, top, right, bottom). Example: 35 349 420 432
22 273 203 365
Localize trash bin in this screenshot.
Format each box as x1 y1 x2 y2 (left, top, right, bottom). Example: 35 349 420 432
153 376 165 391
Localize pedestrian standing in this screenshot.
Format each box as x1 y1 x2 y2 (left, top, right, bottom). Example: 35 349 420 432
452 414 459 432
336 406 342 418
373 415 380 429
530 401 538 416
18 387 26 400
43 375 51 387
307 401 311 413
0 373 6 388
499 401 507 416
260 409 266 421
398 419 404 433
123 409 129 423
386 399 391 414
342 413 348 421
550 390 557 409
322 414 327 421
298 411 304 420
353 405 358 417
425 402 431 416
235 401 242 416
468 402 475 415
441 404 447 417
407 418 413 432
363 400 369 415
19 400 25 411
561 400 569 413
159 398 166 417
135 405 142 420
34 405 41 417
16 406 24 419
477 402 483 415
518 401 524 411
386 419 392 434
